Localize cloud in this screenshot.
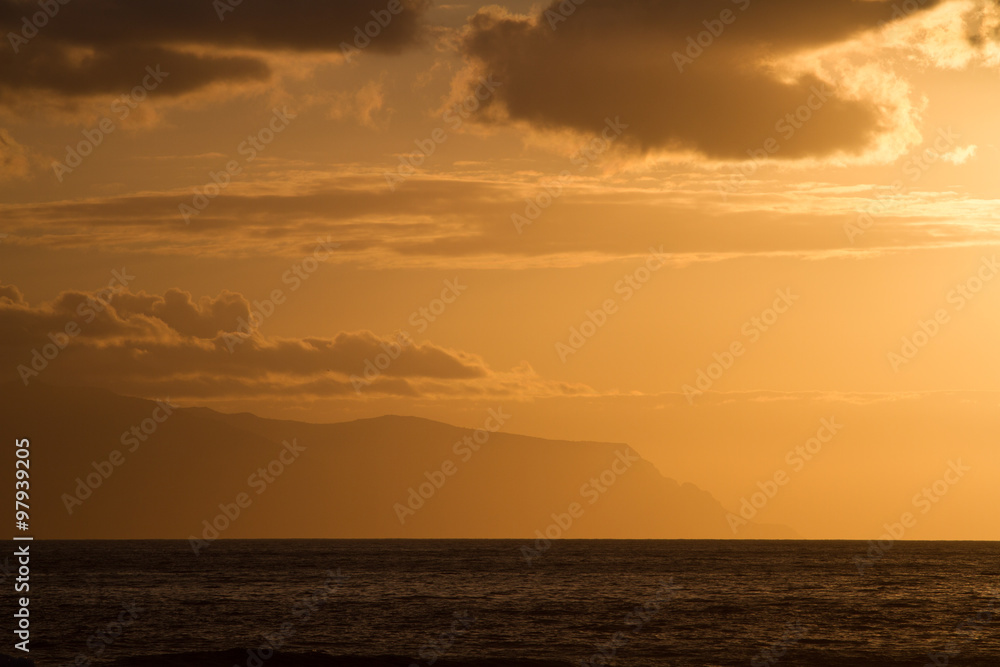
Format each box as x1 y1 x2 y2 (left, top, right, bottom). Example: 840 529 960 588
0 283 25 304
328 76 392 129
0 283 582 400
457 0 945 161
112 289 253 339
0 128 33 178
0 0 432 107
0 45 267 105
878 0 1000 69
942 144 978 164
4 167 997 266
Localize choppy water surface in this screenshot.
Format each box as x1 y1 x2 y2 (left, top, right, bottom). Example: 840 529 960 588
27 540 1000 666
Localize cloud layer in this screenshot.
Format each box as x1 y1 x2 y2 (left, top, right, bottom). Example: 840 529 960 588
3 167 994 266
0 0 431 105
0 283 580 400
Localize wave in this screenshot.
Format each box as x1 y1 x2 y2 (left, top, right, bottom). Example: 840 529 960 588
10 648 1000 667
1 651 579 667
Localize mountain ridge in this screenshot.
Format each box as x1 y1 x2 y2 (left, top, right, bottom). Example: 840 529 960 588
7 383 799 540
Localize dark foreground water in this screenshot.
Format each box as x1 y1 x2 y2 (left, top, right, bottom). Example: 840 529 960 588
16 540 1000 666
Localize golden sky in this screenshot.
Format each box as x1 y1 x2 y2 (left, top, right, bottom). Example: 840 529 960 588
2 0 999 538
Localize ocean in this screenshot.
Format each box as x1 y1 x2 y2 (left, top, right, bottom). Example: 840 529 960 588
21 540 1000 666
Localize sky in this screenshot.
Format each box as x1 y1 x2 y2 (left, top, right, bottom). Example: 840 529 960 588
2 0 999 539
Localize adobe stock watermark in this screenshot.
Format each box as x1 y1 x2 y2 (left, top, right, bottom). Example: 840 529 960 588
180 106 296 223
189 439 307 554
339 0 407 62
845 126 962 242
718 83 835 199
521 448 641 565
544 0 586 30
61 399 178 515
556 246 667 363
16 268 136 385
751 621 807 667
411 611 477 667
512 116 628 234
854 459 971 575
384 77 500 191
234 569 350 667
222 237 339 352
351 278 467 392
887 255 998 372
52 66 169 182
923 589 999 667
212 0 242 20
579 579 680 667
6 0 71 54
673 0 751 73
393 407 510 524
727 417 843 534
682 288 798 403
878 0 935 29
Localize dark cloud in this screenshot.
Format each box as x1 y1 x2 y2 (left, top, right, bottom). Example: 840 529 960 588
0 284 490 397
0 45 268 99
113 289 252 339
0 283 25 304
460 0 944 159
0 0 432 100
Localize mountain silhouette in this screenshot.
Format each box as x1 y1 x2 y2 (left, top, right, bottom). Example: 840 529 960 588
8 384 797 539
